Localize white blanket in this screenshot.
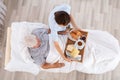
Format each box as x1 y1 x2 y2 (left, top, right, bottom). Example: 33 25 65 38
5 22 120 75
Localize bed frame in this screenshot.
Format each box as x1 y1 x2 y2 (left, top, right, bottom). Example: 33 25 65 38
5 27 11 66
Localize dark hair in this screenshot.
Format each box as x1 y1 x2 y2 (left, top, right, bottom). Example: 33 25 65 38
54 11 70 26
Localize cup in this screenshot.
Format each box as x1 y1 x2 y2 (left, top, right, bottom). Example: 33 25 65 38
78 41 82 46
80 35 86 41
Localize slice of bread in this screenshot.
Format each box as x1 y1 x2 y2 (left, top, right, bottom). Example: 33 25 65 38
70 48 79 57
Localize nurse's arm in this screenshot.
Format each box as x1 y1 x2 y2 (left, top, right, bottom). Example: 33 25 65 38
70 14 82 30
54 41 71 62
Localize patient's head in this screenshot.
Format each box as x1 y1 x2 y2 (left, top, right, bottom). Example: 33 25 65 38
24 34 41 48
54 11 70 26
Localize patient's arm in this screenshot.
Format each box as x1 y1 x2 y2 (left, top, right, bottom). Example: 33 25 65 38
54 41 72 62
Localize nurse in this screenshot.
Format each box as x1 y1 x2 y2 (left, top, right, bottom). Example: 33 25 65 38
47 4 82 63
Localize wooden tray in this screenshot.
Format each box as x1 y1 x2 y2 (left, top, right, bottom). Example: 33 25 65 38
64 30 88 62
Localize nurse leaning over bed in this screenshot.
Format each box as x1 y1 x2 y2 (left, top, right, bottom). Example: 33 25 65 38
48 4 83 62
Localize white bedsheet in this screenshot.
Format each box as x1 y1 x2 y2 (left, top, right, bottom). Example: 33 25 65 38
5 22 120 75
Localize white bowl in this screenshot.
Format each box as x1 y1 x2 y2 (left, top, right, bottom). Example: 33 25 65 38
74 39 85 50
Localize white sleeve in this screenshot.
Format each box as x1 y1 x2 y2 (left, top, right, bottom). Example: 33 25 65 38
48 8 59 42
50 29 59 42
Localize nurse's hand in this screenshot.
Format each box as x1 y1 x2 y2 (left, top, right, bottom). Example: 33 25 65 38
65 28 70 33
60 28 71 35
64 57 72 62
58 30 69 35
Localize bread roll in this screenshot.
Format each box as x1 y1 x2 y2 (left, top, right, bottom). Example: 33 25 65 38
70 32 78 40
76 31 82 36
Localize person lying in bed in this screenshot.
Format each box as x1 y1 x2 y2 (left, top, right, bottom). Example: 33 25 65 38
24 28 65 69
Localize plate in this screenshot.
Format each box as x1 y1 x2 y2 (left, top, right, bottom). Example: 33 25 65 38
66 50 81 61
68 32 77 41
68 30 80 41
74 39 85 50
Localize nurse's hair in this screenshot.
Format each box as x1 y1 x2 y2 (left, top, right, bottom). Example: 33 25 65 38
54 11 70 26
24 34 37 47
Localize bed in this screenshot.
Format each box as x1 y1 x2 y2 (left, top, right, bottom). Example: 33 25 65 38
4 22 120 75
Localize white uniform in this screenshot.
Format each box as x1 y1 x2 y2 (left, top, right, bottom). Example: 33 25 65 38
46 4 71 63
48 4 71 41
